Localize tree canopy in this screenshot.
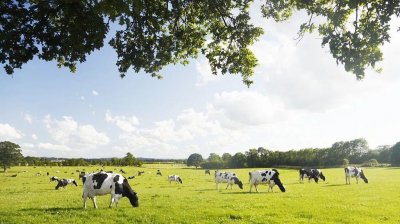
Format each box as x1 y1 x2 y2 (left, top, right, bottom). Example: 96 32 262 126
186 153 203 168
1 1 399 85
0 141 24 172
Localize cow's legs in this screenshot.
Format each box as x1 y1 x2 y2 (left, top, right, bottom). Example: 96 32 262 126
109 196 114 208
356 177 359 184
255 184 259 193
114 197 119 208
92 196 98 209
83 193 87 209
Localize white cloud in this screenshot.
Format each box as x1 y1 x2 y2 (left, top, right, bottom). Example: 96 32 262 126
0 123 23 140
21 143 35 148
212 91 285 127
195 59 222 86
92 90 99 96
43 115 109 149
32 134 38 140
105 111 140 132
22 113 33 124
38 142 71 151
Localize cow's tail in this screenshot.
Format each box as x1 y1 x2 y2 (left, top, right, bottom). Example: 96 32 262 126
248 172 252 183
344 167 349 175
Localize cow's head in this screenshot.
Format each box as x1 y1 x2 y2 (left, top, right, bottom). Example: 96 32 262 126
272 172 286 192
360 170 368 183
72 180 78 186
177 177 183 184
319 172 326 181
122 179 139 207
231 177 243 189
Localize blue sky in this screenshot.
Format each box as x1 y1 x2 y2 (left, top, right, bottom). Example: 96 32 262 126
1 10 400 159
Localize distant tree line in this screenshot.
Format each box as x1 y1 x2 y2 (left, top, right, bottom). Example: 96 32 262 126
187 139 400 169
24 152 143 167
0 142 143 171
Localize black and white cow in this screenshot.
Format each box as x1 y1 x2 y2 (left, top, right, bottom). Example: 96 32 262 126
156 170 162 176
249 169 286 193
55 179 78 190
120 169 127 174
205 170 211 175
299 168 326 183
50 176 59 182
345 167 368 184
168 175 183 184
138 171 145 176
82 172 139 208
214 171 243 190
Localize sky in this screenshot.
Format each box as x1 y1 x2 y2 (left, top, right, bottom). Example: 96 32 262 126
1 7 400 159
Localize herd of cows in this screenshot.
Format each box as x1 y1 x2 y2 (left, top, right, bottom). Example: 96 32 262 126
32 166 368 209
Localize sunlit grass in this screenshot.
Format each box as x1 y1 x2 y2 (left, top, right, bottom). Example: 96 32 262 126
0 165 399 223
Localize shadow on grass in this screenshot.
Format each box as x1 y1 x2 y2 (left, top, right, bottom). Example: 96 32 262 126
192 189 215 192
20 207 83 212
220 191 274 195
321 184 347 187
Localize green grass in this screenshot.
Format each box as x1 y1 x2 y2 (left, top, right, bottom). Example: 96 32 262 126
0 165 399 224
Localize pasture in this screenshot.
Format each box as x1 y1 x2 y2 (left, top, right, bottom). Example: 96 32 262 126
0 165 399 224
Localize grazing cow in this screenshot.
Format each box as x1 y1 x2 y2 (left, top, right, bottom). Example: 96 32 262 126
156 170 162 176
168 175 183 184
50 176 59 182
299 168 326 183
82 172 139 208
214 171 243 190
55 179 78 190
249 169 286 193
127 176 135 179
120 169 127 174
345 167 368 184
205 170 211 175
138 171 144 176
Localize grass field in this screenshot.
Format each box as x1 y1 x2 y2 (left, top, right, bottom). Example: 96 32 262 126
0 165 399 224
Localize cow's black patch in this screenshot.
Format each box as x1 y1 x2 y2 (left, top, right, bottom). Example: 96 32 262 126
92 172 108 189
115 183 123 194
55 179 68 190
354 168 359 176
261 172 267 177
113 175 120 183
